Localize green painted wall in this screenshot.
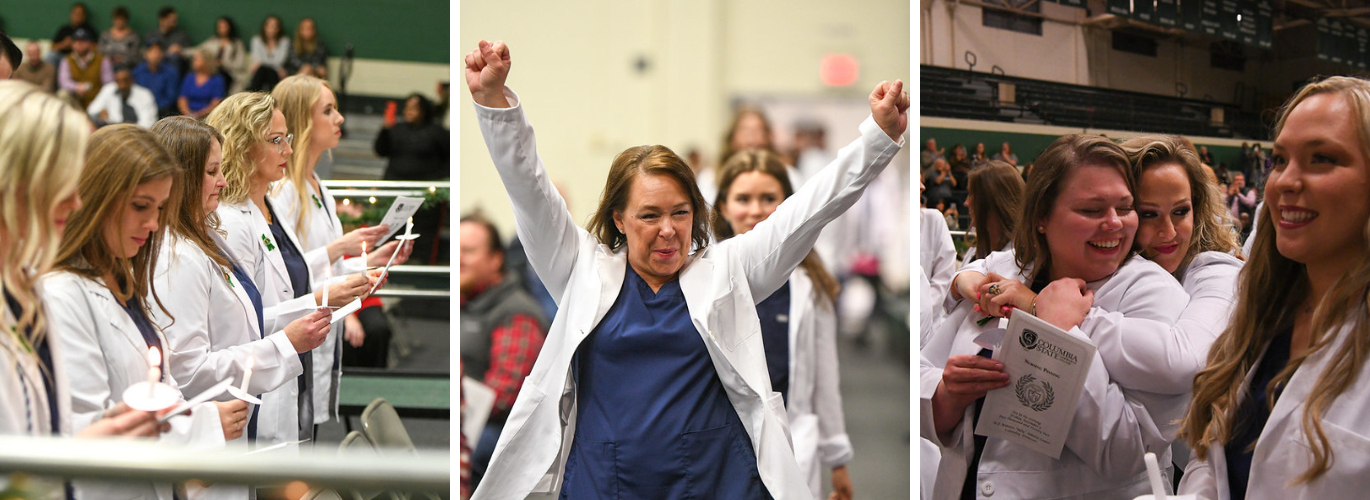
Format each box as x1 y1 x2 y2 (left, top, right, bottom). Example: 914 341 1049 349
920 127 1250 171
1 1 448 64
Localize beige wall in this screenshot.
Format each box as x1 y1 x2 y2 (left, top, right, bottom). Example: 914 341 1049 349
459 0 911 234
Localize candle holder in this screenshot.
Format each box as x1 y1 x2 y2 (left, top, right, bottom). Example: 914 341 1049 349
122 381 179 412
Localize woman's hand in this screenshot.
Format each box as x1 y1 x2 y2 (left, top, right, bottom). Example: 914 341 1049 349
932 355 1009 436
952 271 987 301
367 239 413 267
76 402 165 438
979 276 1037 318
214 399 250 440
464 40 511 109
344 314 365 348
1035 278 1094 331
869 79 909 142
284 309 331 353
318 273 372 308
829 465 853 500
327 225 389 263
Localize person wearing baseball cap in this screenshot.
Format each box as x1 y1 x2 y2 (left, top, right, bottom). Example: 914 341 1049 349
58 25 112 107
0 30 20 80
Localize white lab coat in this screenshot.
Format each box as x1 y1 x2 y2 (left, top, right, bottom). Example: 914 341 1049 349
39 270 226 500
0 286 70 437
153 232 306 449
215 199 330 334
1179 305 1370 499
920 207 956 346
921 252 1188 499
470 88 902 500
269 174 367 425
783 268 853 498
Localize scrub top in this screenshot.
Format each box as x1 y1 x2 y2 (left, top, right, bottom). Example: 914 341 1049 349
757 281 791 405
561 266 771 499
266 200 314 442
220 253 266 441
1225 329 1293 500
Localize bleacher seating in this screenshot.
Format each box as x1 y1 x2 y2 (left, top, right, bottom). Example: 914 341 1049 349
921 65 1268 139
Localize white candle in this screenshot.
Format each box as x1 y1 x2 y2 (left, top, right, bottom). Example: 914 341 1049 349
240 357 254 393
361 241 368 265
404 217 413 237
147 346 161 397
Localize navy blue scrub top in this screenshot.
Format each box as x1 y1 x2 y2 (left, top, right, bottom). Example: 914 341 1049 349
561 267 771 499
6 290 62 435
119 299 165 367
757 281 791 406
265 200 314 442
1225 329 1293 500
220 251 265 442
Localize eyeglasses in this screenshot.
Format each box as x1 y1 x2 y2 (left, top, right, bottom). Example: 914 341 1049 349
266 134 294 155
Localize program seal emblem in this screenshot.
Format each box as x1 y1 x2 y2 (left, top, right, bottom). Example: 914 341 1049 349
1015 373 1055 412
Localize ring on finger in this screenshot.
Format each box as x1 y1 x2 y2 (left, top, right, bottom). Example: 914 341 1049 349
987 283 1002 296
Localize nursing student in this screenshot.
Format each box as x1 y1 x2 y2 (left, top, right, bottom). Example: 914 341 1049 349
205 92 375 445
1179 76 1370 499
269 74 411 428
40 124 241 500
466 40 906 499
712 149 854 500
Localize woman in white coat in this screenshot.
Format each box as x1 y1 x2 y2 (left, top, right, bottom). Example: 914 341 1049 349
270 74 410 428
465 40 906 499
205 92 374 445
40 124 242 500
922 134 1189 499
149 116 333 457
0 81 161 442
1178 76 1370 499
712 149 855 500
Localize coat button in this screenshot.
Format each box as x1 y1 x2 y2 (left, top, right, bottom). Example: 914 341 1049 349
980 481 994 497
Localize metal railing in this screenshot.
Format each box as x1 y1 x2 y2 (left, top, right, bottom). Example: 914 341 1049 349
0 435 449 493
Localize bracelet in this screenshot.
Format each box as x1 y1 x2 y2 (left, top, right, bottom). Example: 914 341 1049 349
1031 297 1038 316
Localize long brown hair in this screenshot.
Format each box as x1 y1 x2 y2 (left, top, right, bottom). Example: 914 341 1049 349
55 125 180 317
718 107 775 167
1119 134 1239 270
967 160 1024 261
587 145 711 254
0 81 87 350
151 116 231 268
1181 76 1370 484
711 149 840 305
1012 134 1135 280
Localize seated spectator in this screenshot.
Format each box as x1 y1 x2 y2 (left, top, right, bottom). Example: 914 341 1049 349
921 137 943 174
98 6 140 70
177 49 224 119
972 142 988 162
197 16 249 94
57 27 112 108
87 68 156 128
992 140 1019 166
46 2 95 67
0 31 18 80
248 15 290 91
375 93 450 180
285 18 328 79
143 6 190 72
132 42 179 117
923 158 956 208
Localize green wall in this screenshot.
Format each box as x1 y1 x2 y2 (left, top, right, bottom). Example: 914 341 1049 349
920 127 1249 171
1 1 448 64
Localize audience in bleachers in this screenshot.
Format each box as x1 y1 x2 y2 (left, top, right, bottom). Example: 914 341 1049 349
248 15 290 92
198 16 249 94
87 67 157 128
285 18 328 80
143 6 190 71
991 140 1018 167
13 41 52 89
178 48 225 119
46 2 95 67
98 6 140 70
133 42 179 117
921 137 943 172
56 26 111 108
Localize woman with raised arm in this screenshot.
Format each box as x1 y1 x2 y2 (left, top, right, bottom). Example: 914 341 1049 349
270 74 408 429
40 124 246 500
1179 76 1370 499
923 134 1189 499
465 40 906 499
206 92 375 445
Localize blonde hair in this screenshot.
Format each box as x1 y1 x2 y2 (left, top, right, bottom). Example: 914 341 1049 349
194 47 220 76
1119 134 1240 268
0 80 87 352
206 92 277 205
55 124 180 316
1181 76 1370 484
271 74 328 247
150 116 231 268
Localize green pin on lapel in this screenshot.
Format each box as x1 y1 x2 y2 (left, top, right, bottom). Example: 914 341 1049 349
312 194 323 209
221 268 235 288
261 234 276 251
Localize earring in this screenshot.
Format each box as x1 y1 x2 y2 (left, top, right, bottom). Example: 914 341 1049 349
1037 226 1045 233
